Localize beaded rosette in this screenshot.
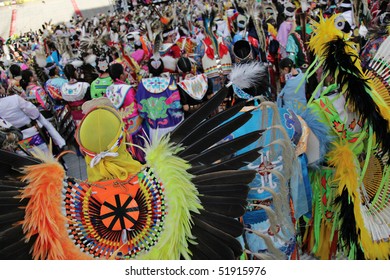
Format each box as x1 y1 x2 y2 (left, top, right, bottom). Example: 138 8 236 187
63 167 166 259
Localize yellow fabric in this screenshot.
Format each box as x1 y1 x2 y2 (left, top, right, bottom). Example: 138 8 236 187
77 106 142 182
79 108 121 153
84 144 141 182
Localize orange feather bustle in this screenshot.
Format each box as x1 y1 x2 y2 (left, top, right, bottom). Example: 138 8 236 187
20 157 92 260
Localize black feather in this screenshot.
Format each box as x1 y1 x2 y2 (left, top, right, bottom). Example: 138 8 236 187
187 243 209 260
0 190 20 198
196 184 249 199
323 38 390 162
0 211 25 225
199 195 247 218
0 224 24 246
193 210 244 237
188 234 222 259
193 215 243 256
0 179 25 188
178 102 247 147
190 147 262 175
170 87 228 143
188 130 263 165
0 197 25 206
334 188 365 259
178 111 254 157
0 150 41 167
193 170 256 185
190 226 235 259
232 0 245 15
0 238 34 260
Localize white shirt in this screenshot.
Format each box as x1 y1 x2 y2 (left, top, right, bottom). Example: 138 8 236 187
0 95 40 128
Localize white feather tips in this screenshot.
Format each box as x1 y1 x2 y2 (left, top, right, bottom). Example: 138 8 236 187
228 62 268 90
84 54 97 65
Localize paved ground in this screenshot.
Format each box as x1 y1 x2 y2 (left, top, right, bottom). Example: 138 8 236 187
0 0 114 38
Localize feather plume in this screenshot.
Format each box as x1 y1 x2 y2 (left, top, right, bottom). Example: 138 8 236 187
228 62 269 91
141 134 202 260
152 32 162 60
309 15 390 161
145 19 154 43
20 147 91 260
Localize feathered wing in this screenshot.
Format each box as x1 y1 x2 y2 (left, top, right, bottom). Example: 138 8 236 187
0 152 39 260
0 86 262 260
147 88 264 259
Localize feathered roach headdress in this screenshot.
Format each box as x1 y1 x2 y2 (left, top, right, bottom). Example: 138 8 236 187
307 13 390 160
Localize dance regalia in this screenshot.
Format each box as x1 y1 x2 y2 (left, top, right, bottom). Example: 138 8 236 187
200 36 232 83
105 80 147 162
300 15 390 260
90 76 113 99
61 81 90 124
159 43 181 74
25 83 52 119
177 73 210 118
136 75 184 141
0 88 270 260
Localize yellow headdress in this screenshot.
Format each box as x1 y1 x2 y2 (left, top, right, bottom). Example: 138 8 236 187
76 106 142 182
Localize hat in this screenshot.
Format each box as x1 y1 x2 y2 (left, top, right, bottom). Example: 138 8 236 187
76 106 142 182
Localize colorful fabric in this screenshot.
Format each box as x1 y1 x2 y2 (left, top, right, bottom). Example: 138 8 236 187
136 76 183 139
287 32 308 68
44 77 68 102
61 82 89 102
142 76 170 94
26 84 50 111
178 74 208 101
63 169 167 259
18 133 47 154
91 76 113 99
277 69 307 110
200 36 232 79
105 82 134 110
227 104 312 259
